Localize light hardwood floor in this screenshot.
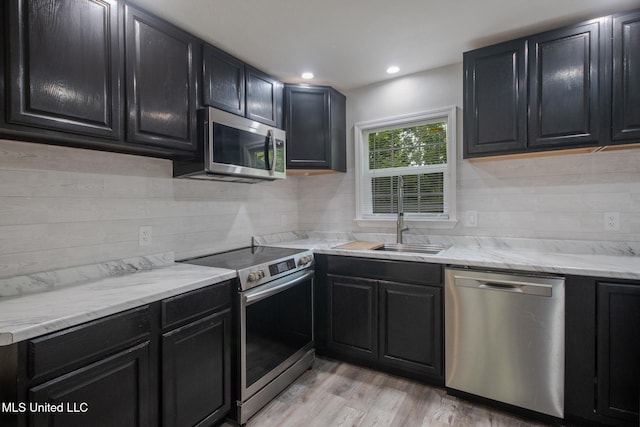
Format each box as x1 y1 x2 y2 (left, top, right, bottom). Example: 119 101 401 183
224 357 555 427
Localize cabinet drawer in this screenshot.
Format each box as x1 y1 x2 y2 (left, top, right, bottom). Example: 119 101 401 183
29 305 151 381
326 256 442 286
161 281 231 330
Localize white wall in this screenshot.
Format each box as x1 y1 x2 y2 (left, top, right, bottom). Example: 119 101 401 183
0 139 299 279
298 62 640 243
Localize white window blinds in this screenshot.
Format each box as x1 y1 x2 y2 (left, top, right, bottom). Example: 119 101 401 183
356 108 456 222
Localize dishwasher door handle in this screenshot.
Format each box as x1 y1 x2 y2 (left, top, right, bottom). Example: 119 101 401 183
454 275 553 297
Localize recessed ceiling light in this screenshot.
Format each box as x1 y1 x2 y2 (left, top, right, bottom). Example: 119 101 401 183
386 66 400 74
301 72 314 80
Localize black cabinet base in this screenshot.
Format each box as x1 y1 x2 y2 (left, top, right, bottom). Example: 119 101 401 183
317 348 444 388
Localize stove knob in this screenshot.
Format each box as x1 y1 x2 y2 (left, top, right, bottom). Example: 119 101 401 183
248 272 259 282
258 270 266 279
298 255 312 266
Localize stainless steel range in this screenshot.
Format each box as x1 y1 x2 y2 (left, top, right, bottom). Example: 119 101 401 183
181 246 315 425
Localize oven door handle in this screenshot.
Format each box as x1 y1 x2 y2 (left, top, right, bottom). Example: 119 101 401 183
243 269 314 305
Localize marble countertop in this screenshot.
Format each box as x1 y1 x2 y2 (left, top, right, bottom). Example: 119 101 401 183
0 263 236 346
3 232 639 346
256 233 640 281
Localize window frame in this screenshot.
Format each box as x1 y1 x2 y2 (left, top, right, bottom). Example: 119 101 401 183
354 106 457 228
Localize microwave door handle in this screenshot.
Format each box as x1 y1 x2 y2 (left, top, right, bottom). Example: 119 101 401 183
263 130 276 174
263 130 272 172
206 118 214 166
271 130 277 174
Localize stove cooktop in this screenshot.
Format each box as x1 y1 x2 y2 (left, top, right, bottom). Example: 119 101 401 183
182 246 306 270
180 246 314 291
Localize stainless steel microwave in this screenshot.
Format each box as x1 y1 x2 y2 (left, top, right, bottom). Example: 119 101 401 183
173 107 286 183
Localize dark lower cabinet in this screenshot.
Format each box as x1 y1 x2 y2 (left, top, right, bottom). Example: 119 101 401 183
318 255 443 384
124 4 199 152
327 275 378 360
162 310 231 427
0 280 232 427
29 342 152 427
611 9 640 143
379 281 442 379
565 276 640 427
160 280 231 427
596 282 640 422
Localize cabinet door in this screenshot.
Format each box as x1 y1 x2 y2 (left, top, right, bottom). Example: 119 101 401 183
7 0 121 139
162 309 231 427
245 66 282 127
327 274 377 361
378 281 442 382
125 5 198 152
285 85 331 169
463 39 527 157
29 341 153 427
202 44 245 116
597 282 640 422
611 10 640 143
529 19 604 148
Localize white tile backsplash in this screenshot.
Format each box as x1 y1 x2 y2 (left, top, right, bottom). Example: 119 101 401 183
0 139 299 278
297 63 640 244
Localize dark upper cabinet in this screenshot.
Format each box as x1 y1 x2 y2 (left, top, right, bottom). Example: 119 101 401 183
597 282 640 422
6 0 122 140
124 4 199 152
463 40 528 156
201 52 283 128
202 44 246 117
284 85 346 172
464 10 640 158
245 66 283 128
611 10 640 143
528 19 604 149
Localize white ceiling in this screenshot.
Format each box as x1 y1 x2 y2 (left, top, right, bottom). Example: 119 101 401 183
127 0 639 92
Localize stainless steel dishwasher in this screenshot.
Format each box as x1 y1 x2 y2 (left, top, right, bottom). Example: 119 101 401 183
445 268 565 419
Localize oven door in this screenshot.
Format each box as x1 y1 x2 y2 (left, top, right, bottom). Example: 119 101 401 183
239 269 314 402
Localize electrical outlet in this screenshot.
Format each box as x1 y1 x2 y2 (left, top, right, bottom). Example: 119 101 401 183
604 212 620 231
465 210 478 228
280 214 288 227
139 226 152 246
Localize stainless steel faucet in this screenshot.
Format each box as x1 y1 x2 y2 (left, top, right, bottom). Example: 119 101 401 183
396 176 408 244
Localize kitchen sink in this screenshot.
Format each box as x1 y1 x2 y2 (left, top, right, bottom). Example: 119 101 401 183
376 243 448 255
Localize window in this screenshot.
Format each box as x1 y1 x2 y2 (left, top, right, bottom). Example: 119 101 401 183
354 107 456 225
